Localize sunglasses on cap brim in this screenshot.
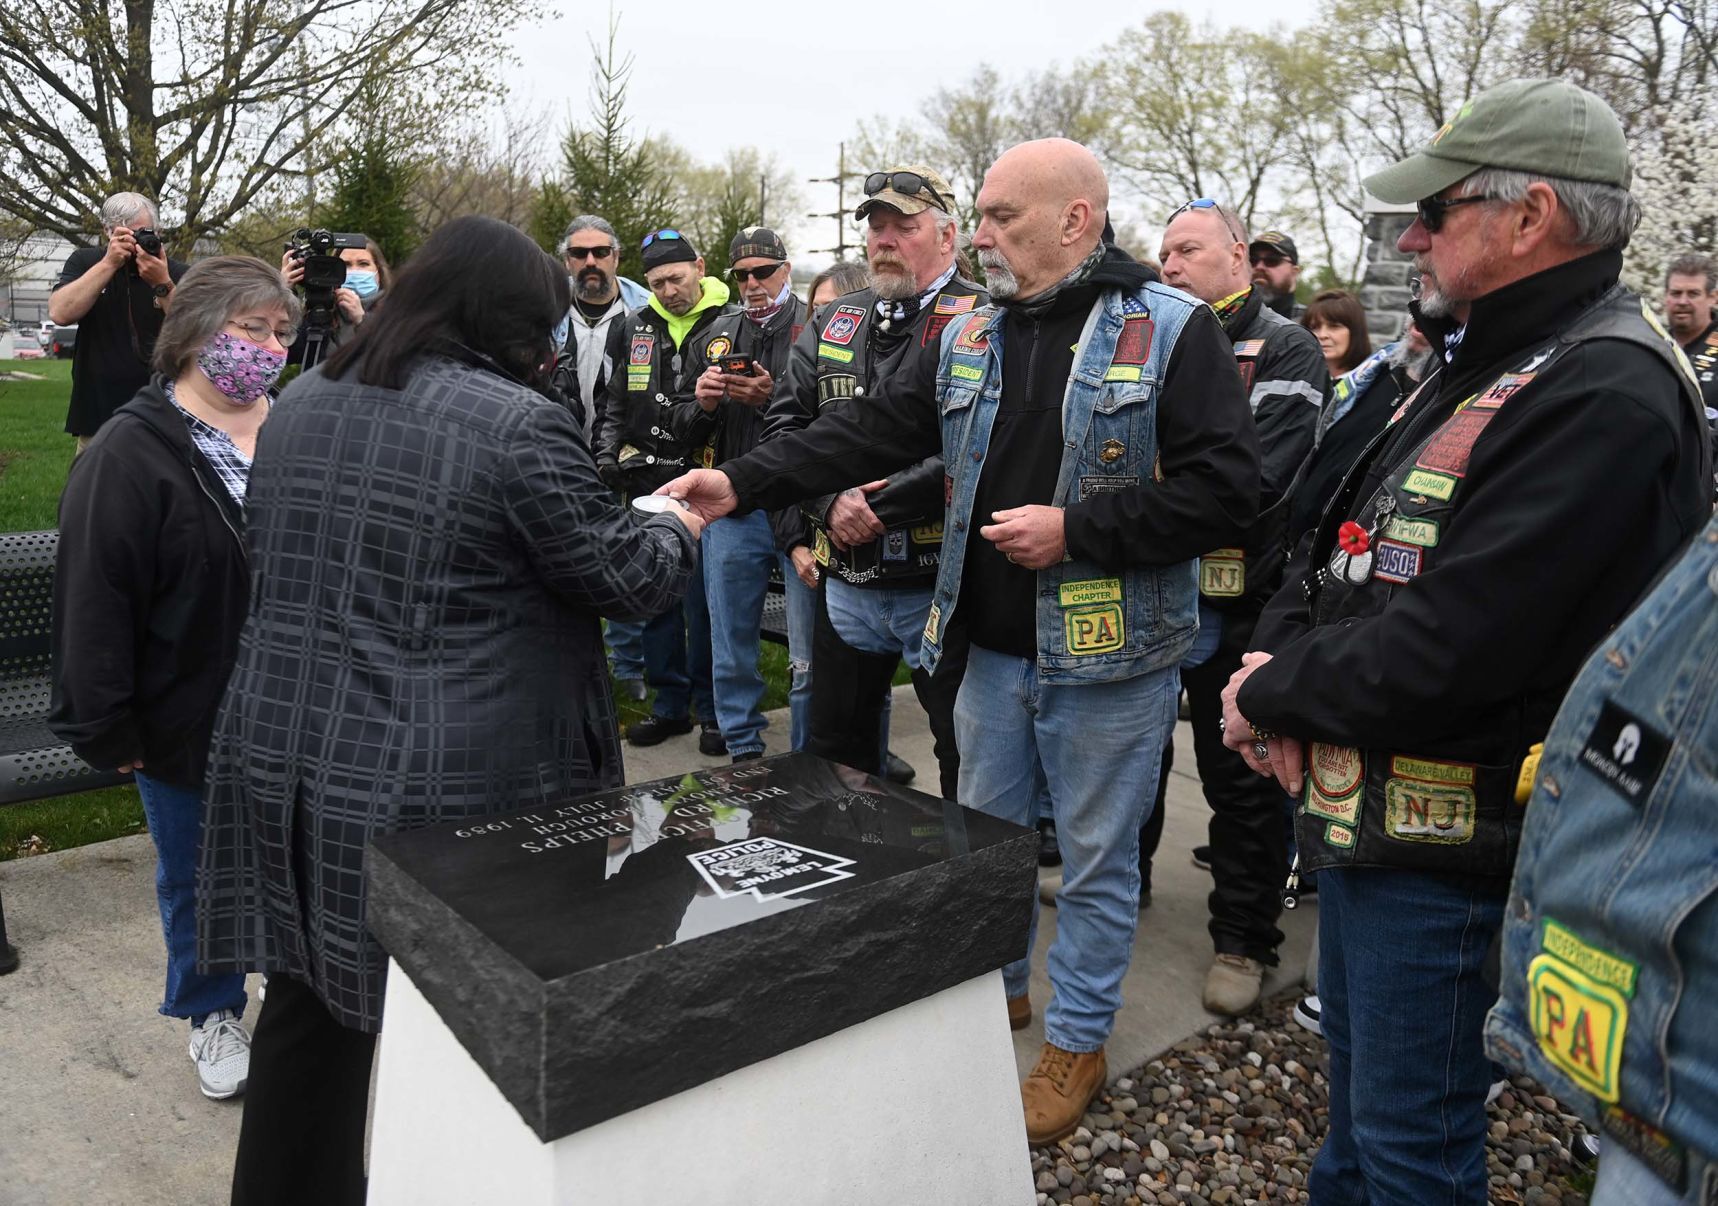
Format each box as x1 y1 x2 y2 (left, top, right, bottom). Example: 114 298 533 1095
863 172 952 213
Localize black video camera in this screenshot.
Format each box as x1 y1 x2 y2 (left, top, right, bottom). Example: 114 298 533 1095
284 227 368 368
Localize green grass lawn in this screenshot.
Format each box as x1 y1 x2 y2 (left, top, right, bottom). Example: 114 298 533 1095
0 357 803 860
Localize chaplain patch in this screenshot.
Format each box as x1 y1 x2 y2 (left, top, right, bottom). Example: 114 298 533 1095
1384 779 1475 843
1402 468 1457 501
821 305 865 346
1113 317 1154 365
688 838 856 902
1371 538 1423 584
1578 700 1671 805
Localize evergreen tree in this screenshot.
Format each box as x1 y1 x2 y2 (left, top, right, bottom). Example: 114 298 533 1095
319 87 421 263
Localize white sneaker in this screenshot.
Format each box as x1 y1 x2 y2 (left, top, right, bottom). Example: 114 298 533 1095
1292 994 1323 1037
189 1009 251 1100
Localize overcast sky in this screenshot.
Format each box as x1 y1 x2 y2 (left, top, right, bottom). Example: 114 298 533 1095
507 0 1322 266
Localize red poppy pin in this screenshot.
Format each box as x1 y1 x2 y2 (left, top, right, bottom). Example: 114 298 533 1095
1337 521 1370 555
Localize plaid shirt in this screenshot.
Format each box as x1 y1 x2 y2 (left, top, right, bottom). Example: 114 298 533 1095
164 380 253 507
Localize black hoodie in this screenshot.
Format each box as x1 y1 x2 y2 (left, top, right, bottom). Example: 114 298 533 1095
49 378 251 788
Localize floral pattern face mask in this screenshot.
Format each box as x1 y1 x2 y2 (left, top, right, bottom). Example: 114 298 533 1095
197 329 287 406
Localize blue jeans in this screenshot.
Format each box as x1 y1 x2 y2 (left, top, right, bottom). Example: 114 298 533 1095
825 577 933 671
606 618 645 681
955 646 1177 1052
1312 866 1506 1205
641 559 714 723
134 772 246 1025
1593 1142 1713 1205
702 512 815 755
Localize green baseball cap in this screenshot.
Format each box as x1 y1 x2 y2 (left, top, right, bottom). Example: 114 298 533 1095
1364 78 1631 204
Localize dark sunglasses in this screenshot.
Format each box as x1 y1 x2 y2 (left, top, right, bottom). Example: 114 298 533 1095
863 171 952 213
1415 192 1494 233
729 262 784 284
563 245 613 261
1250 251 1288 267
642 228 683 249
1169 198 1245 245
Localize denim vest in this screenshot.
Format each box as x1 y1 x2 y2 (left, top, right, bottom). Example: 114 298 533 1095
919 283 1200 684
1484 511 1718 1183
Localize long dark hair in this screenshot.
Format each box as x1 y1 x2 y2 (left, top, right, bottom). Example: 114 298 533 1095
324 216 570 390
1300 289 1372 375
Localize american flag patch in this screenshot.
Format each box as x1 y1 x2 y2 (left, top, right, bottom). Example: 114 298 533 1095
1234 339 1266 356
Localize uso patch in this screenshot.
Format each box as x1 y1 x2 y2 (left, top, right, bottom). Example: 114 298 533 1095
1371 539 1423 584
821 305 865 346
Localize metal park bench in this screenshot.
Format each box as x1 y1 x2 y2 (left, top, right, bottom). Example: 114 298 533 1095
0 530 129 972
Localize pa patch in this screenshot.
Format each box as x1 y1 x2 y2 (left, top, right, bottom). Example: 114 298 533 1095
1112 317 1154 365
1578 700 1671 805
1531 917 1638 1102
821 305 865 346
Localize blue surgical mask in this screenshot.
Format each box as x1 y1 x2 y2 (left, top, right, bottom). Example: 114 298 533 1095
344 269 380 299
552 314 571 352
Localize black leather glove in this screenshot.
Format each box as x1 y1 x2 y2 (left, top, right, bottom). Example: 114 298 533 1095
598 462 625 493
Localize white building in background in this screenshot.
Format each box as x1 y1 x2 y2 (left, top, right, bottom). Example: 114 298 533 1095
3 231 81 327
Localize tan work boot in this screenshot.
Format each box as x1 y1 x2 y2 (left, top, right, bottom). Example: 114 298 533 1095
1007 993 1032 1030
1203 952 1265 1016
1021 1042 1107 1144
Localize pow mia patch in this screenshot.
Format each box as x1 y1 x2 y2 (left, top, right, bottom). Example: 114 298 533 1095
821 305 865 346
1578 700 1671 805
687 838 856 902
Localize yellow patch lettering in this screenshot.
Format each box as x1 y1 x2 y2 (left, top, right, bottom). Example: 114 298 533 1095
1058 578 1123 607
910 523 944 544
1383 516 1440 547
1541 919 1638 996
1389 755 1475 785
1104 365 1142 383
950 363 983 381
818 343 855 363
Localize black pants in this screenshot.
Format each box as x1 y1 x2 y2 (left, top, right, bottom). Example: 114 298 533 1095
231 975 376 1206
1141 605 1287 964
804 580 966 800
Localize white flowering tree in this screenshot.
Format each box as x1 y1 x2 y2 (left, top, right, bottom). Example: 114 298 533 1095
1625 95 1718 294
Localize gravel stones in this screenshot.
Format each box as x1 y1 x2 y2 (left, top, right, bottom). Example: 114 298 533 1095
1027 991 1592 1206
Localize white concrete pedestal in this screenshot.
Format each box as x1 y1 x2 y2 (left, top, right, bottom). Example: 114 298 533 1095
368 959 1033 1205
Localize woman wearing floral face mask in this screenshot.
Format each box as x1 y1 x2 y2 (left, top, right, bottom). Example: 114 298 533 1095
48 255 299 1104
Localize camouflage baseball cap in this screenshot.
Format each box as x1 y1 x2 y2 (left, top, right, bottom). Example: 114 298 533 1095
855 165 957 219
1364 78 1631 204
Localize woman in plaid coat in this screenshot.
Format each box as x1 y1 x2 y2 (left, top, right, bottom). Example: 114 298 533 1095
196 217 704 1205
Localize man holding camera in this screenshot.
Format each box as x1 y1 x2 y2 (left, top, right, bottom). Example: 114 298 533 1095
49 192 188 451
668 227 813 761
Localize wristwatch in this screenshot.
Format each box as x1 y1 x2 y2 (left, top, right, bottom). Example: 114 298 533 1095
151 281 171 309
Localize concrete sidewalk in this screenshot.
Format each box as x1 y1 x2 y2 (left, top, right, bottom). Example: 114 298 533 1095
0 687 1313 1204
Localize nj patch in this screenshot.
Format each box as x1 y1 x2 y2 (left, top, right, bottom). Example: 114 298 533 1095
1578 700 1671 805
704 335 732 361
1199 548 1245 598
1530 918 1637 1102
933 293 977 315
821 305 865 346
1402 468 1457 501
1113 317 1154 365
1416 406 1499 477
1371 538 1423 584
1384 778 1475 843
1471 372 1535 410
1304 744 1362 828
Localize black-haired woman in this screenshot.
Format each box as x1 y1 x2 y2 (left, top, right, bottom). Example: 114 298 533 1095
50 255 302 1102
199 216 703 1204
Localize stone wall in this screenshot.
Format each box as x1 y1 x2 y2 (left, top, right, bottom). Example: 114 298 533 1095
1357 208 1416 342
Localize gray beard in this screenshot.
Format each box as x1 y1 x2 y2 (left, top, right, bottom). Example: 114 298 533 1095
575 272 614 303
869 266 918 301
978 251 1019 300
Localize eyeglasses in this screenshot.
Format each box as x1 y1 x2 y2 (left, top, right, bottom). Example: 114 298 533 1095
642 229 683 249
229 318 297 346
729 262 785 284
563 245 613 261
1250 251 1288 267
1415 192 1494 233
863 172 953 214
1169 198 1246 246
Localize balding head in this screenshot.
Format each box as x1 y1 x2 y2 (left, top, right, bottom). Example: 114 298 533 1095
973 139 1110 301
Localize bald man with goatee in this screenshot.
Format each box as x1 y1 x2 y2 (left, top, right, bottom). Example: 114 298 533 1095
659 139 1260 1141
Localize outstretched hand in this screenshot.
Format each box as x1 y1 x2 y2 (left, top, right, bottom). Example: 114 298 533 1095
657 469 739 524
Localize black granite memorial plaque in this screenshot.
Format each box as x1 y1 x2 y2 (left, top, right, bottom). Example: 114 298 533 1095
367 753 1038 1141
